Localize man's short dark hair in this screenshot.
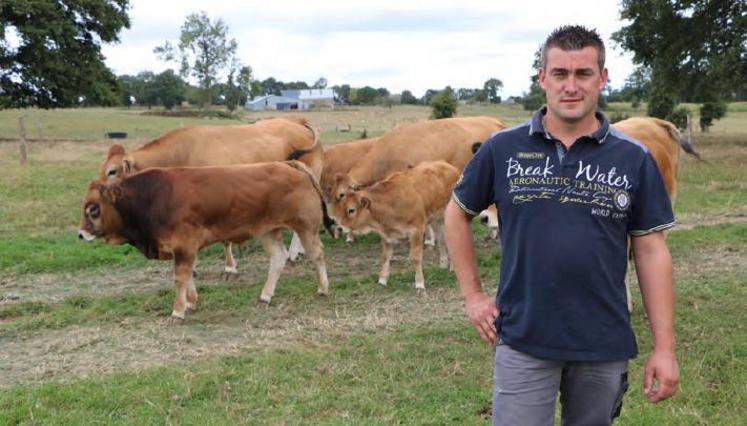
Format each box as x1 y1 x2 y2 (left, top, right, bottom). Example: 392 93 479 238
540 25 606 71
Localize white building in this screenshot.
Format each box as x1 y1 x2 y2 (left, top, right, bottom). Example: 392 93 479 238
245 88 335 111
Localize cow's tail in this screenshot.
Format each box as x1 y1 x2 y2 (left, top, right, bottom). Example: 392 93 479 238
659 119 704 161
286 120 324 177
285 160 335 236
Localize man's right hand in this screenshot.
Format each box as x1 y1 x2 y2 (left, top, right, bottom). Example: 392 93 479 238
464 292 499 344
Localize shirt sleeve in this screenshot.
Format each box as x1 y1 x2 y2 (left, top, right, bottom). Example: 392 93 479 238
452 140 496 216
629 152 676 236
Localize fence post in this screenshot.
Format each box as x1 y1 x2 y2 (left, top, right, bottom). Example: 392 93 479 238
18 115 28 165
36 117 43 140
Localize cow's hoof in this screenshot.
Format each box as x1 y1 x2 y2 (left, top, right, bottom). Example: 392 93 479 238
168 313 186 324
259 295 272 304
378 278 388 287
186 305 197 313
415 283 426 292
317 290 329 297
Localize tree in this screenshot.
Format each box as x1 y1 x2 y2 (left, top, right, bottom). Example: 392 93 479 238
236 66 253 106
312 77 328 89
519 47 546 111
430 87 458 119
421 89 440 105
332 84 351 104
483 78 504 103
154 11 237 107
150 69 185 110
613 0 746 124
1 0 131 108
400 90 418 105
355 86 379 105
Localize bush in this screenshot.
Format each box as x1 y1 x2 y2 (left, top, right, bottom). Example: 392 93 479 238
430 88 458 119
608 112 630 124
699 101 727 132
647 90 675 119
666 106 690 130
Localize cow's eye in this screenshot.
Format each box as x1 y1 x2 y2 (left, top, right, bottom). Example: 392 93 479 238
89 204 100 219
107 169 117 177
336 193 345 201
347 208 356 216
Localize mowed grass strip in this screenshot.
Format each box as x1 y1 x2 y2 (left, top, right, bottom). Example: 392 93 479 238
0 320 495 425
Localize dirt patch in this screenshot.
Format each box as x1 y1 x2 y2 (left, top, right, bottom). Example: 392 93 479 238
0 285 470 387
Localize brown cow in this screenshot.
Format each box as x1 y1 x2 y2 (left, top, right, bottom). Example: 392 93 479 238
333 161 460 290
78 161 332 320
98 117 323 272
331 116 506 201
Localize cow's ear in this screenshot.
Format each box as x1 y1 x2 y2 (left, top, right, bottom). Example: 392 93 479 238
122 155 135 174
100 185 122 204
107 144 125 159
359 196 371 209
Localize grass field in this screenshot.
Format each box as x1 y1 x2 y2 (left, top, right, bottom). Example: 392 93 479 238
1 104 746 424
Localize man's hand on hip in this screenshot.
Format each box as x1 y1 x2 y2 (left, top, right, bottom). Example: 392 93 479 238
464 292 499 345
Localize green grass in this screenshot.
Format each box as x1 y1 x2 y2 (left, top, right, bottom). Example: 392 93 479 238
0 105 746 424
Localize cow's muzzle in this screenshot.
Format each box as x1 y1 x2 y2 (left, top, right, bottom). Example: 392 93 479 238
78 229 96 242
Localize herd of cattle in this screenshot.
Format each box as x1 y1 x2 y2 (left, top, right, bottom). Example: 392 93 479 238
77 114 700 321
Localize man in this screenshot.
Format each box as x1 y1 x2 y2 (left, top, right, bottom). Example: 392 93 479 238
444 25 679 425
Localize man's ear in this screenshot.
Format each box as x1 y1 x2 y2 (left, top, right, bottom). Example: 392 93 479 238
122 155 135 174
107 144 125 159
359 196 370 209
98 183 122 204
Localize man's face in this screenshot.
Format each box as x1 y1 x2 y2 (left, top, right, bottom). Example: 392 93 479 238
539 46 608 123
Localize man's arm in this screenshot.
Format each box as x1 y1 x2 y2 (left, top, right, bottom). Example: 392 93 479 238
445 199 499 344
632 231 679 403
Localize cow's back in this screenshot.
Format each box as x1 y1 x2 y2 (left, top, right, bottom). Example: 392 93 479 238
348 116 505 185
133 118 322 178
612 117 680 202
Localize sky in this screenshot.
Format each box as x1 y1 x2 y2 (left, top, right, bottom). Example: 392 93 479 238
101 0 637 98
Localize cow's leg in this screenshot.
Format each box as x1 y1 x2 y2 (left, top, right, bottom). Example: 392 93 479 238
297 229 330 297
424 225 436 247
172 249 196 320
186 254 199 313
223 242 238 275
259 231 287 304
287 232 306 262
345 229 355 244
378 239 394 286
480 208 500 240
409 226 426 290
432 220 449 268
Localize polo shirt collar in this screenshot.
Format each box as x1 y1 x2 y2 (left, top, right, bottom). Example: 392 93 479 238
528 106 612 144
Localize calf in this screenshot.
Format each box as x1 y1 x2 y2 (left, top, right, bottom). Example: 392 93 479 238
333 161 460 290
78 161 332 320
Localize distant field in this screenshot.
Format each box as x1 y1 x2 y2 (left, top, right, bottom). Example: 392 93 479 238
0 104 746 424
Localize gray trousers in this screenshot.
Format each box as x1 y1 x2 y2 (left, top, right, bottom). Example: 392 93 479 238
493 341 629 426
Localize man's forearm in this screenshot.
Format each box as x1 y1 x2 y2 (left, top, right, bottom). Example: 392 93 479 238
633 232 676 352
444 200 482 297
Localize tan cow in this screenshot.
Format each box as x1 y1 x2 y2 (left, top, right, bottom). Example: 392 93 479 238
99 117 323 272
612 116 701 207
331 116 506 201
78 161 332 320
481 116 703 242
320 137 379 241
333 161 460 290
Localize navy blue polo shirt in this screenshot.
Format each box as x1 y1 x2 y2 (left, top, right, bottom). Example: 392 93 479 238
453 107 675 361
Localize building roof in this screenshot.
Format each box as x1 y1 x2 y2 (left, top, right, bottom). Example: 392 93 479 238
281 89 335 100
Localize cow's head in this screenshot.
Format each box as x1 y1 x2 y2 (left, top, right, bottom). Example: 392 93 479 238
78 181 126 244
99 144 137 182
336 190 372 231
331 173 363 203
